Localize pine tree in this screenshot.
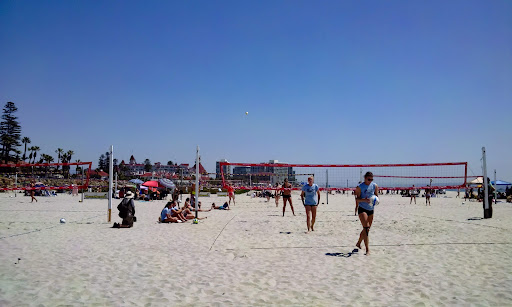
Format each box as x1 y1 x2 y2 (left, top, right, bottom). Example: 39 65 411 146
0 102 22 162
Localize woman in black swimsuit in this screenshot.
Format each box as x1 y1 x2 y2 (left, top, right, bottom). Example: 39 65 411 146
282 178 295 216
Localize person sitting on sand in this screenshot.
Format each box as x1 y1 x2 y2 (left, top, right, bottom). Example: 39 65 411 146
169 200 190 221
113 191 136 228
160 202 180 223
212 202 230 210
184 199 211 212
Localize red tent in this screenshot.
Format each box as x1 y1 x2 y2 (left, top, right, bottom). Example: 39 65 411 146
141 173 153 177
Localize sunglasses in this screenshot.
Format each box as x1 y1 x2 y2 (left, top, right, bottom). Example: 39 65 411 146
367 178 374 181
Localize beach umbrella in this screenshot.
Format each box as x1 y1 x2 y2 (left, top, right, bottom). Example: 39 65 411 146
142 180 160 188
129 179 144 184
159 178 176 189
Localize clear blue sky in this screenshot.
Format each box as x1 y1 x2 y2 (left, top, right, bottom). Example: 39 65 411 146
1 0 511 180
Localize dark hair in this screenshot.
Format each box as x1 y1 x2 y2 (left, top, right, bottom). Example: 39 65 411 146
364 172 373 178
186 198 190 201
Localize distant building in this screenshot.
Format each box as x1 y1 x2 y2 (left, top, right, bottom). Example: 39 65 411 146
216 159 231 179
118 156 196 178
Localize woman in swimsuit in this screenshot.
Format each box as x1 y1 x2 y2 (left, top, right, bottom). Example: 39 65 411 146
282 178 295 216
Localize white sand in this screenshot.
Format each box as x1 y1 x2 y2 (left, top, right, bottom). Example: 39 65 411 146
1 191 511 306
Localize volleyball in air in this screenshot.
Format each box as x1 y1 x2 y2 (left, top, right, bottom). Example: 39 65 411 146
245 112 248 115
370 195 379 206
60 218 66 224
193 218 199 224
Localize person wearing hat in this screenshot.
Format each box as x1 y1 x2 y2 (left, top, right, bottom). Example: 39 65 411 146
113 191 136 228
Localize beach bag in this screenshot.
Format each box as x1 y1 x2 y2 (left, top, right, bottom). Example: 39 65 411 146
117 199 130 218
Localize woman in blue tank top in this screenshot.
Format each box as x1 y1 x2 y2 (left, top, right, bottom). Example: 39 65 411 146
355 172 379 255
301 176 320 233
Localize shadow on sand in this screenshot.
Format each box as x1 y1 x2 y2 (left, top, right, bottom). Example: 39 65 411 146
467 217 484 220
326 249 359 258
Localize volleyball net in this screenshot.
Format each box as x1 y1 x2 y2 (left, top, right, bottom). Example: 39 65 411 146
219 162 471 191
0 162 93 191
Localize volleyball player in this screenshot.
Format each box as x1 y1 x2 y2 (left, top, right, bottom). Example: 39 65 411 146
274 182 281 207
355 172 379 255
301 176 320 233
410 185 417 204
227 184 235 206
282 178 295 216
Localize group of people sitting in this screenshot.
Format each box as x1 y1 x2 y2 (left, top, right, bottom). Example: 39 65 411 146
159 198 231 223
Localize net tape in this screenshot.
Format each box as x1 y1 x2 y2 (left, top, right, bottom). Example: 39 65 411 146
0 162 93 191
220 162 469 191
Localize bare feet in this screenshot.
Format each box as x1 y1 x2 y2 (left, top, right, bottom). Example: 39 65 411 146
356 243 362 249
311 226 314 231
365 250 370 255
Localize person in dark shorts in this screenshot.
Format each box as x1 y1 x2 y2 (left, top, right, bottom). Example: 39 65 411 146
354 172 379 255
425 186 431 206
212 202 230 210
410 185 417 204
301 176 320 233
282 178 295 216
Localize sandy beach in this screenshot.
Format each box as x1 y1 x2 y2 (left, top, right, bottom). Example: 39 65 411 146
1 191 511 306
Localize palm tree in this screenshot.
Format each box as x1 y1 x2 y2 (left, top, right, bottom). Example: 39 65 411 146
66 150 74 164
21 137 31 161
14 149 21 162
55 148 63 170
31 146 40 164
75 159 82 177
61 152 70 178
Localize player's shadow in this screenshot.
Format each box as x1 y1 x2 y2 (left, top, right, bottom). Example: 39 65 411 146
279 231 292 234
326 249 359 258
467 217 483 220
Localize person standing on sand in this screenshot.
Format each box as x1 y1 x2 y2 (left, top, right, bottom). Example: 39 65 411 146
274 182 281 207
30 182 37 203
355 172 379 255
282 178 295 216
410 185 417 204
425 186 431 206
301 176 320 233
227 183 235 205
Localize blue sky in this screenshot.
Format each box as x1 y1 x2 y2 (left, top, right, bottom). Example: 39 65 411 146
0 0 511 180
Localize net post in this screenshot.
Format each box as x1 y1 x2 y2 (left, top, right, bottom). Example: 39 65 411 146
81 168 84 202
326 169 328 204
494 169 497 205
14 173 17 197
195 146 200 220
108 145 113 222
482 147 490 218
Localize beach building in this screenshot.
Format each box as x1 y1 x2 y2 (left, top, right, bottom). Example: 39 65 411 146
216 159 231 179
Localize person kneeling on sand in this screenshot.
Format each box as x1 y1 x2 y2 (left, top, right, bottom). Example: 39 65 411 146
212 202 230 210
113 191 136 228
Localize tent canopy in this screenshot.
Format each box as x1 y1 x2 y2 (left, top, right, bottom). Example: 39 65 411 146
491 180 512 186
468 177 483 184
